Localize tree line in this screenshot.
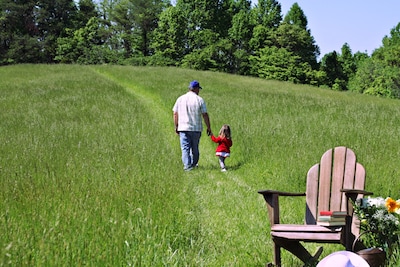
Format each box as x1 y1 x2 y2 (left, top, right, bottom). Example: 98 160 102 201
1 0 400 98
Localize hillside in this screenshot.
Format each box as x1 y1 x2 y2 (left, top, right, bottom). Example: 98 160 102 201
1 64 400 266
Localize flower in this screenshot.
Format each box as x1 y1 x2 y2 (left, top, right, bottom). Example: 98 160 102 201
354 196 400 254
385 197 400 213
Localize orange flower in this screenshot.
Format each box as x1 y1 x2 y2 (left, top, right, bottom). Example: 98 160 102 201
385 197 400 213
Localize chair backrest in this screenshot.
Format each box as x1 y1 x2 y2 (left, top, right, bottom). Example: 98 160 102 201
305 147 366 224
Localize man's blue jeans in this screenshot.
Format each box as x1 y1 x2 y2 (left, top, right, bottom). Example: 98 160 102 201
179 131 201 170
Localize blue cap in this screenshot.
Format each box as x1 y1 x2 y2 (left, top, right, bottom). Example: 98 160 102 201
189 80 202 90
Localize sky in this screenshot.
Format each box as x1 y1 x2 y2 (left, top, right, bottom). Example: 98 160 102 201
253 0 400 57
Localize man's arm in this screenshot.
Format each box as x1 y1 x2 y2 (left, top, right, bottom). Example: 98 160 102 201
202 112 211 136
173 112 179 134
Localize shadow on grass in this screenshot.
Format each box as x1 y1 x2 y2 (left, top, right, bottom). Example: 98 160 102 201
193 162 243 171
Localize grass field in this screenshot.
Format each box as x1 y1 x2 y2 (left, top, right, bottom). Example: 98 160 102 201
1 64 400 266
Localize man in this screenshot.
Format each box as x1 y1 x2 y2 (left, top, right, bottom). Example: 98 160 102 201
172 80 211 171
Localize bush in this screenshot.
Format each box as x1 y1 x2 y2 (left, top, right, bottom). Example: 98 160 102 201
349 58 400 98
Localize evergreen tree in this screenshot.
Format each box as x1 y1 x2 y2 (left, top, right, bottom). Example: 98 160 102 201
249 2 320 83
320 51 343 88
283 2 307 29
320 44 368 91
338 43 356 83
130 0 170 57
75 0 99 28
36 0 78 62
109 0 169 59
110 0 135 58
0 0 41 64
280 3 319 68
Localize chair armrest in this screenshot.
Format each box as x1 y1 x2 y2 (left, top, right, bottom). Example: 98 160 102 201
258 189 306 197
340 189 373 195
341 189 373 202
258 190 305 225
341 189 373 213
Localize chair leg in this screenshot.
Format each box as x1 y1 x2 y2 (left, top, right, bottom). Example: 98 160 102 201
273 242 281 266
312 247 323 261
304 246 323 267
273 237 318 265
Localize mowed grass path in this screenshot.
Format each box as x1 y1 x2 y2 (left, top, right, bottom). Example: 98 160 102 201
92 66 269 265
1 64 400 266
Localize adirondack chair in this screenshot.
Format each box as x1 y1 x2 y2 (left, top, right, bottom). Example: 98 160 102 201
258 146 373 267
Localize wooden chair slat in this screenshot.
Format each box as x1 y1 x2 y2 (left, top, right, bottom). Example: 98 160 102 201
354 163 366 190
330 147 346 211
272 224 342 232
342 148 357 210
272 232 342 242
318 149 333 214
305 164 319 224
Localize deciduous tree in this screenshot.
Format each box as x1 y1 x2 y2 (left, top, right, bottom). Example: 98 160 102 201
150 6 187 65
249 0 281 51
228 0 253 74
349 22 400 98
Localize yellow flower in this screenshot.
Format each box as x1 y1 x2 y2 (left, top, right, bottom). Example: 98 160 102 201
385 197 400 213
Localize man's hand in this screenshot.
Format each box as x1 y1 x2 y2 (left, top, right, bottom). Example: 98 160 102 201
173 113 179 135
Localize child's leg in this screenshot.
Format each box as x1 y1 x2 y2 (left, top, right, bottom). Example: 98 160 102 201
218 156 226 169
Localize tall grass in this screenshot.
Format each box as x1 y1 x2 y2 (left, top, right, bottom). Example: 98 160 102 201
1 64 400 266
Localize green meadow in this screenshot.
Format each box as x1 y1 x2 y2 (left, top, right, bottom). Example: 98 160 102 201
1 64 400 266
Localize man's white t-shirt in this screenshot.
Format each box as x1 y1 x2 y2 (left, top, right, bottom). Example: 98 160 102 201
172 91 207 132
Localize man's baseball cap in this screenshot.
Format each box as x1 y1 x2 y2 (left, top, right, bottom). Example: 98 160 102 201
189 80 202 90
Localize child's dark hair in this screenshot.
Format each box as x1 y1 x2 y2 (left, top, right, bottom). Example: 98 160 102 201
219 124 231 139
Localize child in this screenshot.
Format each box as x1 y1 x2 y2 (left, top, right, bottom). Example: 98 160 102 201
211 124 232 172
